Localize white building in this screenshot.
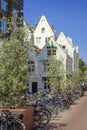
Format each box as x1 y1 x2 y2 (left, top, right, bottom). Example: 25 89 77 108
27 15 79 93
34 15 56 49
57 32 79 72
24 22 39 93
37 37 72 92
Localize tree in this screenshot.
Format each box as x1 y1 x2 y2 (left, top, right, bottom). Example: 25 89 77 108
79 58 87 83
0 13 32 108
79 58 85 72
64 59 87 91
70 70 82 89
48 57 65 93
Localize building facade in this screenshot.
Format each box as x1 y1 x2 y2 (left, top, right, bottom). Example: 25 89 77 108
0 0 23 33
28 15 79 93
57 32 79 72
34 15 56 49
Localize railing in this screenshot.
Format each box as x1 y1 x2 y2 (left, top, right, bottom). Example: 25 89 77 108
5 0 23 9
13 0 23 7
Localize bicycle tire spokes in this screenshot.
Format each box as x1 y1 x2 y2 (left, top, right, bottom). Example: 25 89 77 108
7 122 24 130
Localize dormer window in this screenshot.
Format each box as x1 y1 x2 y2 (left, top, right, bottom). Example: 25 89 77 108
42 27 45 33
46 46 57 56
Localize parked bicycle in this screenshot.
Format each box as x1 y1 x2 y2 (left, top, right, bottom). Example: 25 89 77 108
30 103 50 128
21 89 83 129
0 109 26 130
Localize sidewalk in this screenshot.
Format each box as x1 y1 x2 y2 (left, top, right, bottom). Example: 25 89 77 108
47 93 87 130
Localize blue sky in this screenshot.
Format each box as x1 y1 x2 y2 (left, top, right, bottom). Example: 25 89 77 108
24 0 87 63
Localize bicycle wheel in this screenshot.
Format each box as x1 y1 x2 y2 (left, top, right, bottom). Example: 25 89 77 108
34 109 50 128
7 122 25 130
46 104 58 119
41 107 51 121
37 110 49 128
34 111 41 128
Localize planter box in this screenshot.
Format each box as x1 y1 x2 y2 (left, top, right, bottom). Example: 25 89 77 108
0 106 34 130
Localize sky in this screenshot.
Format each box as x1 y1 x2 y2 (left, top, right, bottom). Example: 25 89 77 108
24 0 87 63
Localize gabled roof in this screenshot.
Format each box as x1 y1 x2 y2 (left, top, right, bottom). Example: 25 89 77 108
57 32 73 47
34 15 55 33
57 32 67 41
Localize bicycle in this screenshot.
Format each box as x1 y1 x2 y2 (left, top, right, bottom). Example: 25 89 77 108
0 109 26 130
31 103 50 128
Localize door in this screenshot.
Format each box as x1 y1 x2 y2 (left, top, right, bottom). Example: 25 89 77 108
32 82 37 93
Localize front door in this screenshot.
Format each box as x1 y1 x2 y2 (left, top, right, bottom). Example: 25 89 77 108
32 82 37 93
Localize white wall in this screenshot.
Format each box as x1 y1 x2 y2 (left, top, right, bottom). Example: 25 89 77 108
57 32 79 72
34 15 55 49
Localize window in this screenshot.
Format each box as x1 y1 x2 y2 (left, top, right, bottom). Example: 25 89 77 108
44 63 47 72
1 20 6 32
62 45 66 49
28 61 35 72
52 50 56 55
1 0 8 11
42 27 45 33
44 62 49 72
44 82 47 89
36 37 41 44
45 37 50 43
43 78 49 89
47 50 51 56
47 49 56 56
